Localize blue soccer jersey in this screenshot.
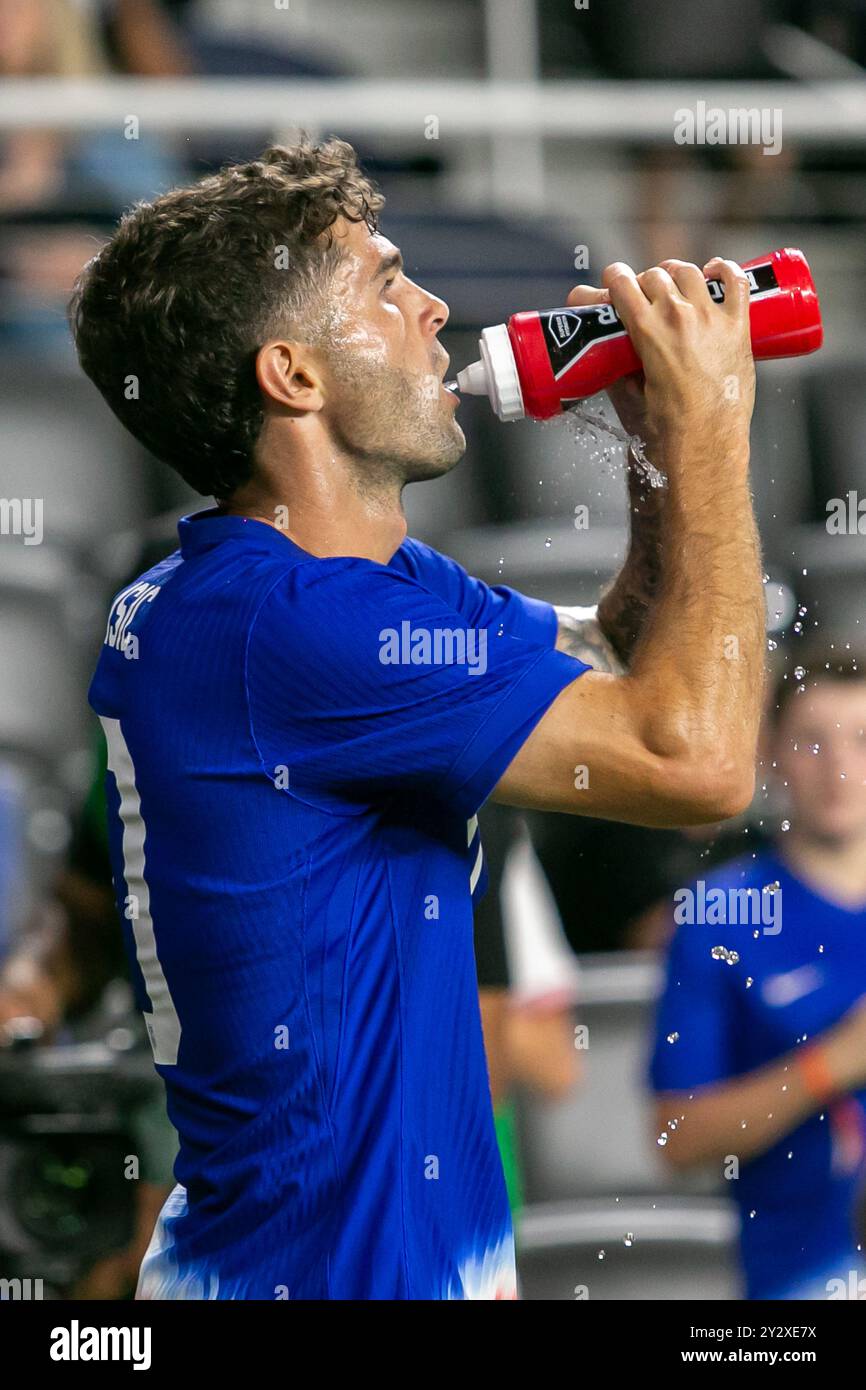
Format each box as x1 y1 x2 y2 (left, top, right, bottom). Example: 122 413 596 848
649 850 866 1300
89 510 587 1300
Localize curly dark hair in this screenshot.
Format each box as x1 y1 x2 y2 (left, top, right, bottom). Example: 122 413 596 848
69 139 384 497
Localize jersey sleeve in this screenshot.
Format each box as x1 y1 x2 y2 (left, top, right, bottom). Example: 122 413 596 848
390 538 559 647
648 915 735 1094
246 556 587 818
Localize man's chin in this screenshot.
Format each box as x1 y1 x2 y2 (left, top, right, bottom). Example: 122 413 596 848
402 425 466 484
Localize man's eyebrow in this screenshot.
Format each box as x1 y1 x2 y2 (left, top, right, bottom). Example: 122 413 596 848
370 251 403 282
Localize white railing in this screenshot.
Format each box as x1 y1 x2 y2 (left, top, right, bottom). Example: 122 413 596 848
0 79 864 141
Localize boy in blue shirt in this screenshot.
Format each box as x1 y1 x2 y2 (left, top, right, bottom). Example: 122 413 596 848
651 650 866 1299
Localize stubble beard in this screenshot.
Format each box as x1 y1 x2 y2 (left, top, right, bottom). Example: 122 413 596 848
325 353 466 491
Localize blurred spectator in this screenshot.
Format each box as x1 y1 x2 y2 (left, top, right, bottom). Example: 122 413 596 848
0 0 190 353
650 647 866 1299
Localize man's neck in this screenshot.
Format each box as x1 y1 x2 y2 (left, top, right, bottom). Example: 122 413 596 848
222 436 408 564
779 828 866 909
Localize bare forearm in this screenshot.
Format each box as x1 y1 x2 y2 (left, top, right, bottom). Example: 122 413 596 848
596 447 665 664
658 1051 828 1170
626 423 764 785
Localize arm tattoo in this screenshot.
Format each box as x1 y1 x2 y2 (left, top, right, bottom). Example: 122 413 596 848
554 605 625 674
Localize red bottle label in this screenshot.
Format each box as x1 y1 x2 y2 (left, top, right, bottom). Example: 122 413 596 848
539 304 628 380
538 260 779 381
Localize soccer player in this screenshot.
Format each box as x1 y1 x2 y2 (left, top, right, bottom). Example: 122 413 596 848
650 649 866 1300
69 139 764 1299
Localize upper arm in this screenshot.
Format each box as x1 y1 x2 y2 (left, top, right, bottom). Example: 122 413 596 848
492 669 737 826
494 604 750 826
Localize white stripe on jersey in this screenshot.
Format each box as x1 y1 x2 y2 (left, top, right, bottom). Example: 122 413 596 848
101 715 181 1066
467 814 484 895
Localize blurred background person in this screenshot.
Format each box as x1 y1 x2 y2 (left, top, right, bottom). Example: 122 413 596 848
650 647 866 1299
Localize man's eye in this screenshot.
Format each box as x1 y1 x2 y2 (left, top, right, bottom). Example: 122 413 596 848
382 275 396 292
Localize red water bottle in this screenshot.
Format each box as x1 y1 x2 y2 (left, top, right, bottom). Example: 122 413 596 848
455 247 823 421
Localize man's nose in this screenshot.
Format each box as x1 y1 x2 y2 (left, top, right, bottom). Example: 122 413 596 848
420 288 449 336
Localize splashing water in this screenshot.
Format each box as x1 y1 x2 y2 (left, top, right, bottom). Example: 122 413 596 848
565 403 667 490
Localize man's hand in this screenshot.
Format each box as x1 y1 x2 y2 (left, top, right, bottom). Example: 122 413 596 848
606 257 755 453
567 256 755 450
495 254 764 827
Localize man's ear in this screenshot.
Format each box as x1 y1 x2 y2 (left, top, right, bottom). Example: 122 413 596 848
256 341 325 414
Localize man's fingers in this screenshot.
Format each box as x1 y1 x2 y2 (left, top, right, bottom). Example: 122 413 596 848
601 261 650 329
657 259 710 304
636 265 682 304
565 284 610 308
703 257 750 314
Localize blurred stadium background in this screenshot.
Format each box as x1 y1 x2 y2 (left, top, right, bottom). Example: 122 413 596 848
0 0 865 1300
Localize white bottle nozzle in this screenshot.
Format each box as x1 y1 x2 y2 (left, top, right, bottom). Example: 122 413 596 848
456 324 525 422
455 359 490 396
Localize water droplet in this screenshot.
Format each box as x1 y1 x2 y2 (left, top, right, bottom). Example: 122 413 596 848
746 976 754 988
623 1233 634 1248
781 819 791 832
711 945 739 965
657 1132 668 1147
667 1031 679 1044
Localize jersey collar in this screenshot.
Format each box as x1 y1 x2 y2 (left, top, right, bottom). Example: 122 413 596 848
177 508 302 559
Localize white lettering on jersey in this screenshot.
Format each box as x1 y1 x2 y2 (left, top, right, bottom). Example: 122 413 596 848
104 582 161 653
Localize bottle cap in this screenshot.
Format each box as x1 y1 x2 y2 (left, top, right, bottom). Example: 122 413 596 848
456 323 525 422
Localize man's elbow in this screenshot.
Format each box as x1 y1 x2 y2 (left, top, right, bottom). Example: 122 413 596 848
695 760 755 823
666 754 755 826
